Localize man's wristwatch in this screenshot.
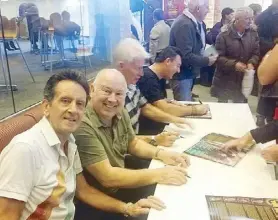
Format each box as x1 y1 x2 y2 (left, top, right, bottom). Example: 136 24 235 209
149 136 158 146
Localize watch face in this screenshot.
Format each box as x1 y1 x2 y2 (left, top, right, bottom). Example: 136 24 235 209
150 139 158 146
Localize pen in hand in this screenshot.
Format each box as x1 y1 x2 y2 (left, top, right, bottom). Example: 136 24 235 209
178 163 191 179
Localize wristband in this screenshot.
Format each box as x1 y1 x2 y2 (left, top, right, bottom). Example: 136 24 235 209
149 136 158 146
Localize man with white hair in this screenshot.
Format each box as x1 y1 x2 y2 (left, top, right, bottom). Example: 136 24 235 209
113 38 191 147
211 7 260 103
170 0 218 101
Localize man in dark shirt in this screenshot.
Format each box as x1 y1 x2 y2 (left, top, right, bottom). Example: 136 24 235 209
137 46 208 135
223 120 278 162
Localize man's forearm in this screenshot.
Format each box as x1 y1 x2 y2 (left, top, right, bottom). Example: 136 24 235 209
141 103 182 124
101 167 158 188
137 135 153 144
154 100 192 117
76 182 126 214
128 138 157 160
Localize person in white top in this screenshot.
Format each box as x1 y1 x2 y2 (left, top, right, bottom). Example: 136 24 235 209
149 9 171 63
0 70 165 220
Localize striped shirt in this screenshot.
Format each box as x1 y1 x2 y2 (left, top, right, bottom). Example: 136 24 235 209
125 84 148 133
0 117 83 220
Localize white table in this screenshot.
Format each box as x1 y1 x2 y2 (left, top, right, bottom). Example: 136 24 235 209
148 103 278 220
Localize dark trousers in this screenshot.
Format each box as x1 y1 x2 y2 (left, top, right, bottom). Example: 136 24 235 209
200 66 215 87
74 184 157 220
75 156 155 220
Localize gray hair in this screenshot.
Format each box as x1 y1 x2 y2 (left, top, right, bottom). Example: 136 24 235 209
185 0 207 11
113 38 149 65
235 7 253 19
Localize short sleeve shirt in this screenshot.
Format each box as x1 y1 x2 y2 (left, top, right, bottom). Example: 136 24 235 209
137 67 167 103
74 107 135 194
137 67 168 135
125 84 148 133
0 117 82 220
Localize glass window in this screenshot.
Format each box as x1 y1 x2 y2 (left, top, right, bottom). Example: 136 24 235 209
0 0 132 120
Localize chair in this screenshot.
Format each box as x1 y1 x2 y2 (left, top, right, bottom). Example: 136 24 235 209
41 13 82 73
0 16 35 91
0 103 43 153
76 44 94 68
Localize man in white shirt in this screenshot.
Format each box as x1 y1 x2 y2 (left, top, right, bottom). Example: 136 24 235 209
149 9 171 63
0 70 165 220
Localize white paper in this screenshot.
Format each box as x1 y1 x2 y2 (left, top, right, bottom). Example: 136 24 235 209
204 45 218 57
242 69 255 98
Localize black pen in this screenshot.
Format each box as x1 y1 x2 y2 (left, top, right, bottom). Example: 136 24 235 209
199 100 203 104
177 163 191 178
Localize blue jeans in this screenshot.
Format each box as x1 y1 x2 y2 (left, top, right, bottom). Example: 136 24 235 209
170 79 193 101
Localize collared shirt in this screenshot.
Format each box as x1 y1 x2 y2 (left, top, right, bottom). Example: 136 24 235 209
237 32 245 38
0 117 82 220
149 20 171 61
125 84 148 133
74 107 135 194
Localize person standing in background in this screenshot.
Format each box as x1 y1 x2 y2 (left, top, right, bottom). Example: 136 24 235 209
169 0 217 101
149 9 171 63
206 7 234 45
249 4 262 18
211 7 260 103
201 7 234 86
254 2 278 126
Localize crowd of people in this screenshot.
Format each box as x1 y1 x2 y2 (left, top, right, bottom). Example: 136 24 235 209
0 0 278 220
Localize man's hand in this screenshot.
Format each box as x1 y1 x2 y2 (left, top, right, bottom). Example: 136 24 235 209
154 166 188 185
222 132 255 153
261 145 278 162
208 55 218 66
247 63 255 70
126 196 166 217
235 62 247 72
174 118 194 130
158 150 190 168
194 104 209 115
155 132 179 147
223 138 247 152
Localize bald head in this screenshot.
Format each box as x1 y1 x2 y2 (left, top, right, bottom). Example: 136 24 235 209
93 69 127 91
91 69 127 121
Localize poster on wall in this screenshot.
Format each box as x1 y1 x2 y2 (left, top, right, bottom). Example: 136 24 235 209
163 0 185 20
